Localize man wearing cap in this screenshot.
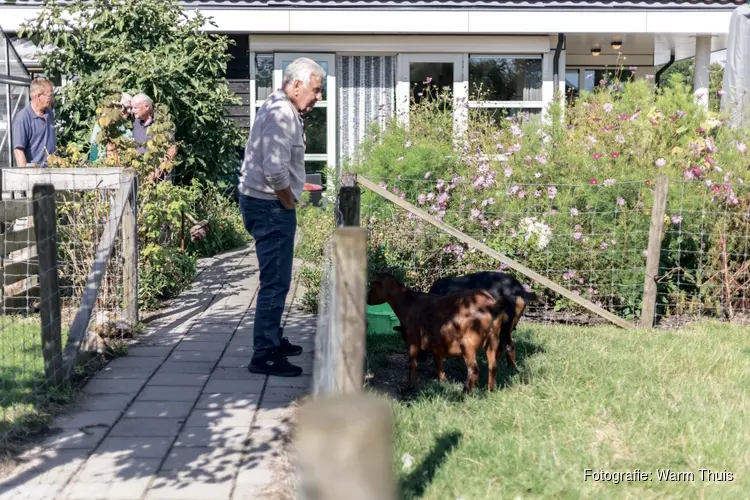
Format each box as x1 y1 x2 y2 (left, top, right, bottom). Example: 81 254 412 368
13 78 56 168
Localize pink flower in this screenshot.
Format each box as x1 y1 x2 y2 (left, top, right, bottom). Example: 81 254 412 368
517 189 526 199
423 76 433 85
655 158 667 167
535 154 548 164
600 242 609 250
610 152 620 159
417 194 426 205
592 153 604 160
436 179 445 190
504 166 513 178
684 170 695 180
737 142 747 154
603 178 616 187
603 103 613 113
615 134 626 144
672 215 683 225
424 171 431 179
618 113 630 121
547 186 557 200
590 178 598 185
570 208 579 216
426 192 435 201
573 232 582 240
369 216 377 224
616 198 625 206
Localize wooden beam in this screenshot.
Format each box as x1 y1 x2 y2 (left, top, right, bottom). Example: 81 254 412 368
0 200 33 223
0 227 36 252
1 168 125 192
296 394 396 500
33 184 64 389
62 176 133 377
122 175 138 328
332 228 368 394
640 176 669 328
357 176 634 330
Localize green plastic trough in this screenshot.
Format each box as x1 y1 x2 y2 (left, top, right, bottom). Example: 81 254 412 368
366 303 400 335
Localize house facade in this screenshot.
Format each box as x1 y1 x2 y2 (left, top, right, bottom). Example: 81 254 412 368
1 0 742 175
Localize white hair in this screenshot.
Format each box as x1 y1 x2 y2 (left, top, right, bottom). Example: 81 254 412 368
131 93 154 109
282 57 326 86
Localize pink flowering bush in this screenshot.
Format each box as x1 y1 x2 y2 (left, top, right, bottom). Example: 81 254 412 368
351 75 750 320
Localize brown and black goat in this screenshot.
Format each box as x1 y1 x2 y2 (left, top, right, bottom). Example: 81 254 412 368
367 273 509 394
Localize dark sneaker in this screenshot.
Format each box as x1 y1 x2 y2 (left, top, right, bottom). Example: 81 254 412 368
279 337 303 357
248 351 303 377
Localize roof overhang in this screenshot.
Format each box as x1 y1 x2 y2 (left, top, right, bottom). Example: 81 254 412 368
0 6 734 35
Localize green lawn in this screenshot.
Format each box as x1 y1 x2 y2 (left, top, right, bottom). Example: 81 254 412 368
365 320 750 499
0 318 71 436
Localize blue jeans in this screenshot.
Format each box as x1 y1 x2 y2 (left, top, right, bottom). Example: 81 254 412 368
239 195 297 360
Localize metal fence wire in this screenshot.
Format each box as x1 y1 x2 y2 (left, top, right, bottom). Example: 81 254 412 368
358 174 750 328
0 174 138 444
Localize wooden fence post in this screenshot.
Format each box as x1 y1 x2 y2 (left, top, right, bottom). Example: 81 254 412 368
32 184 63 389
296 394 396 500
122 172 138 328
338 173 361 227
332 227 367 394
641 175 669 328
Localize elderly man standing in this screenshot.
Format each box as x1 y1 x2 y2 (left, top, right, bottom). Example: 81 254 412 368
131 93 177 181
13 78 56 168
239 57 325 377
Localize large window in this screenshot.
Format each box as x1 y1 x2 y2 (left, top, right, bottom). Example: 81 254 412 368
468 55 544 125
250 52 336 185
566 67 636 102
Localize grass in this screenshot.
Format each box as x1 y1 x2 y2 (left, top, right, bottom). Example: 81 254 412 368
365 320 750 499
0 317 74 438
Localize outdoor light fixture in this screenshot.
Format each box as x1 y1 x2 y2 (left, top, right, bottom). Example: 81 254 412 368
591 44 601 56
611 39 622 50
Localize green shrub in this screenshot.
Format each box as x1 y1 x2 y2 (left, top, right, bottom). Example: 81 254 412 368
139 244 197 310
351 72 750 320
294 200 335 313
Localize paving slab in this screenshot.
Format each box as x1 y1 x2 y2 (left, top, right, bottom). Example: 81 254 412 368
38 426 109 451
184 409 256 429
202 379 265 394
173 426 250 450
137 385 202 402
194 393 260 411
125 401 195 419
82 378 147 395
73 394 135 412
95 437 174 459
147 373 210 387
126 346 174 357
174 341 227 352
167 350 223 364
53 410 123 430
145 472 234 500
156 361 216 375
109 418 183 438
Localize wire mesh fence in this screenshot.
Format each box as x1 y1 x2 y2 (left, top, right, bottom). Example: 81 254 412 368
357 174 750 328
0 170 138 444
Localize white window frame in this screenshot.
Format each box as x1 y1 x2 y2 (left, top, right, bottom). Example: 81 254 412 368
567 67 636 93
249 51 337 178
466 54 546 120
395 53 468 136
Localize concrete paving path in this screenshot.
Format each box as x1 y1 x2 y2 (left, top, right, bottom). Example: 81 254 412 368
0 244 314 499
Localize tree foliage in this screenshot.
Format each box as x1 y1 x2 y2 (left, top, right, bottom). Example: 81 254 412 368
19 0 245 186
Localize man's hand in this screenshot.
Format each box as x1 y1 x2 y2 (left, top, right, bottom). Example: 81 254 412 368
275 186 296 210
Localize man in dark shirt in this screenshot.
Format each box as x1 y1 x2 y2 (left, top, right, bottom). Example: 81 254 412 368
13 78 56 168
131 93 177 181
